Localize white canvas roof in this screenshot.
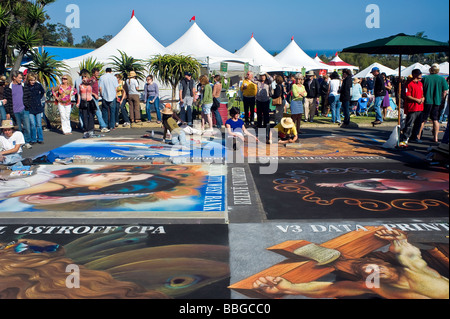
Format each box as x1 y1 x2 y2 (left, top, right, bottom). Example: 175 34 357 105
354 62 397 78
401 63 430 76
62 15 167 70
166 22 236 63
439 62 449 74
275 39 330 72
233 36 283 72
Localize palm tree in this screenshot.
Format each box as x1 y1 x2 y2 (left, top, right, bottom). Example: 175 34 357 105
78 57 105 76
147 54 201 105
9 0 56 76
109 50 146 81
27 51 70 90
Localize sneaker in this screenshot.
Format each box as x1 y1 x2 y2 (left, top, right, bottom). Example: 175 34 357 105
123 122 130 127
399 141 407 147
83 132 90 139
101 128 110 133
24 143 32 149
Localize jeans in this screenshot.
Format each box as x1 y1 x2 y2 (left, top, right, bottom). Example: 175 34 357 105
14 110 31 143
400 111 422 143
212 97 223 127
146 97 161 122
341 100 351 125
1 153 23 167
94 98 107 128
29 112 44 142
374 96 384 122
180 105 193 124
101 100 116 129
328 95 341 123
119 98 130 123
0 104 6 121
171 130 188 148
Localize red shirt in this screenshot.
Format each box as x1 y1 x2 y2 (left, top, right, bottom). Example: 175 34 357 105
90 76 99 95
405 80 424 113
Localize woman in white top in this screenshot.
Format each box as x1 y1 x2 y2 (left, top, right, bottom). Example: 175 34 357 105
328 71 342 124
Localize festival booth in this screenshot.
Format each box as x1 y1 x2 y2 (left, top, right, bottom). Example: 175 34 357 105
233 35 284 73
275 38 332 73
166 20 250 74
353 62 397 78
438 62 449 75
400 63 430 77
61 13 171 98
327 53 359 72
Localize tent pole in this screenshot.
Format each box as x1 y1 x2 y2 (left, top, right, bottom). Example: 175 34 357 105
397 54 402 127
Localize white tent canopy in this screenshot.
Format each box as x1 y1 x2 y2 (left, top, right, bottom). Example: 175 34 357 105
166 22 237 64
275 39 331 72
439 62 449 75
327 53 359 71
354 62 397 79
62 15 167 71
233 35 283 73
401 63 430 76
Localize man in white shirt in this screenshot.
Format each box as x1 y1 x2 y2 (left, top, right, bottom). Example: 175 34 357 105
0 119 25 166
99 68 119 130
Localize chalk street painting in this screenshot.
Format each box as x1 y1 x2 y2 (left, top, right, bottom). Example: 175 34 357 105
44 137 225 161
229 221 449 299
0 224 230 299
250 163 449 219
0 164 226 214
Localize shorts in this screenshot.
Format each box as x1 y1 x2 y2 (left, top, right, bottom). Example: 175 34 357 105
423 104 441 121
202 103 213 115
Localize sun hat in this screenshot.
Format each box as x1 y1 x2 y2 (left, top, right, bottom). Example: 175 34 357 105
128 71 137 78
430 63 440 74
0 120 17 130
306 71 315 76
162 106 173 115
280 117 295 129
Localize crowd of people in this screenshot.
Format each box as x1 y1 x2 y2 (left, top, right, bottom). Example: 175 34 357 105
1 63 449 166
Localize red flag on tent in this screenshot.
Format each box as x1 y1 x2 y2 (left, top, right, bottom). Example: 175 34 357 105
251 33 254 38
190 16 196 22
291 36 294 41
131 10 135 18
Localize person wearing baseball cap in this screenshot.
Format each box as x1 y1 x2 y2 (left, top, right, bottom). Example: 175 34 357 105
371 66 386 125
0 119 26 166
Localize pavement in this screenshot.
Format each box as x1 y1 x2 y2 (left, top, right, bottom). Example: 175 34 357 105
0 118 448 306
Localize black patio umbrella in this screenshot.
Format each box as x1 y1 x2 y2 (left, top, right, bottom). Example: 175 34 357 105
343 33 449 127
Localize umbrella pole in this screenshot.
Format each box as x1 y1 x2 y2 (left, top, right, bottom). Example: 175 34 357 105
397 54 402 127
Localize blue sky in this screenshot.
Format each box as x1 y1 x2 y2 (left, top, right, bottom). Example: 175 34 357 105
46 0 449 56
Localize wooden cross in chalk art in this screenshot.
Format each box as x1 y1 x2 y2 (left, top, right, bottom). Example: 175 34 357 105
229 226 392 299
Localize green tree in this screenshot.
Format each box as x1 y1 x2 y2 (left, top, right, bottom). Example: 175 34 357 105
109 50 146 81
2 0 56 77
78 57 105 76
147 54 201 105
26 51 70 89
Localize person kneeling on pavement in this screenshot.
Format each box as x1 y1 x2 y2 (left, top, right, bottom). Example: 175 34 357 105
268 116 298 145
0 120 30 167
162 107 189 148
